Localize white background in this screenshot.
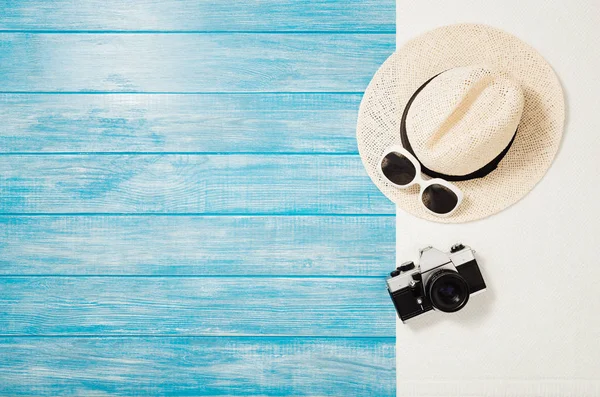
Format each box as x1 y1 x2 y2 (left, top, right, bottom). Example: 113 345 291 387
395 1 600 395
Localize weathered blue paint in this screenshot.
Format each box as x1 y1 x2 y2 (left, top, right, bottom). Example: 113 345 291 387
0 0 395 32
0 215 395 276
0 277 394 336
0 337 395 396
0 34 394 92
0 94 364 153
0 155 393 214
0 1 395 395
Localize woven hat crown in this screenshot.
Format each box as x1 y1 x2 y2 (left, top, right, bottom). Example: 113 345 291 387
406 66 525 176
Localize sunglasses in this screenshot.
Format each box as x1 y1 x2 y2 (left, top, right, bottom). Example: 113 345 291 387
379 146 464 217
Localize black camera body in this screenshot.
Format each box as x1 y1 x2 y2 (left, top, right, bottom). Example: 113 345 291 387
387 244 486 323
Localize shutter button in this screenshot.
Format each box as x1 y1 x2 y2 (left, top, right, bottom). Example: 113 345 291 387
450 243 465 253
398 261 415 272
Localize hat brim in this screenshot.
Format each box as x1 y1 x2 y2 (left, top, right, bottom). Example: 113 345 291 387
356 23 565 223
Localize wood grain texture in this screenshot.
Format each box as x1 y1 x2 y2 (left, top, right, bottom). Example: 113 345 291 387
0 277 394 336
0 0 396 394
0 215 394 276
0 93 362 153
0 155 393 214
0 0 395 32
0 34 394 92
0 337 395 396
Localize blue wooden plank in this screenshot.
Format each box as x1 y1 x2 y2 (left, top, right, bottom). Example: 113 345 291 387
0 93 361 153
0 0 395 32
0 0 396 395
0 336 395 396
0 155 394 214
0 277 394 336
0 215 394 276
0 33 394 92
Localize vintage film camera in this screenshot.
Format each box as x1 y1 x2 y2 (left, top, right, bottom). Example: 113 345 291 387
387 244 486 323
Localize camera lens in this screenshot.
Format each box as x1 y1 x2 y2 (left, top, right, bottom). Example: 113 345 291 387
426 270 470 313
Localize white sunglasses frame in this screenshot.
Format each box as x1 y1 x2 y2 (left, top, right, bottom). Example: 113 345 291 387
378 145 464 217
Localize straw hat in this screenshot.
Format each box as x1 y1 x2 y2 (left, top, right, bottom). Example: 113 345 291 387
356 24 565 223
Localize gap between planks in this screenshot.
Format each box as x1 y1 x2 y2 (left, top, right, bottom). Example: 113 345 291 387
0 152 360 156
0 30 395 34
0 275 386 278
0 213 394 216
0 335 395 339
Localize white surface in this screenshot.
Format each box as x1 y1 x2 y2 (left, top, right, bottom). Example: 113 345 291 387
395 1 600 395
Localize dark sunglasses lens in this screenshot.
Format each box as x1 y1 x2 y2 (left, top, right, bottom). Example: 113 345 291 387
381 152 417 186
422 184 459 214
